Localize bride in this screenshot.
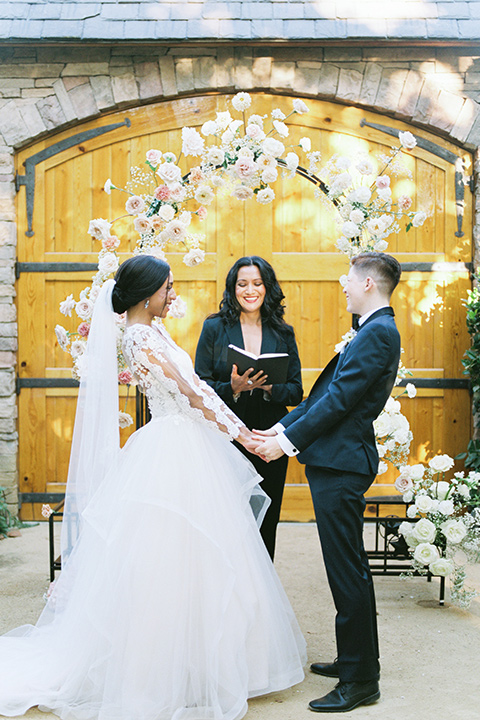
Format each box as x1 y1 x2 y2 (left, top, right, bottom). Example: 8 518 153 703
0 255 306 720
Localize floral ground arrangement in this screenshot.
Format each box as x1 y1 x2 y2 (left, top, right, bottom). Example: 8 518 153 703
51 92 480 605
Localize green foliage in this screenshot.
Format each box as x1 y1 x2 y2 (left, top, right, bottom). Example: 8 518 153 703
0 487 23 538
462 278 480 426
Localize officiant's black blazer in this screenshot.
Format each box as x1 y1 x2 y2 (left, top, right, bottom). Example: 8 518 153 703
281 307 400 476
195 316 303 430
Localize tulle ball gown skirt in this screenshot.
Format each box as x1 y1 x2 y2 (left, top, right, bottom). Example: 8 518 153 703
0 415 306 720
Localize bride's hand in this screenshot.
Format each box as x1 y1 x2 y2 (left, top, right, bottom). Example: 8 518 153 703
237 427 263 453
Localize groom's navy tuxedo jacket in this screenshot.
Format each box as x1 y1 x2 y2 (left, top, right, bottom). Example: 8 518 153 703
281 307 401 476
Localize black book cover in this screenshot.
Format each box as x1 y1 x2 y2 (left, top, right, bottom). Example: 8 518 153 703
227 344 289 384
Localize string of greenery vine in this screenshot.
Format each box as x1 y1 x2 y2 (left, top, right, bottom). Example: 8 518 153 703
459 275 480 473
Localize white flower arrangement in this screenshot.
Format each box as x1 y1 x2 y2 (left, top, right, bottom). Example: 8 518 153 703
57 92 426 427
395 457 480 607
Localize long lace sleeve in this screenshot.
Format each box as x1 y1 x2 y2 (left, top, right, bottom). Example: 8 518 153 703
123 325 245 440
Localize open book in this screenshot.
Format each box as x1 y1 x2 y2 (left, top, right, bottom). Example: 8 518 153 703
227 344 289 385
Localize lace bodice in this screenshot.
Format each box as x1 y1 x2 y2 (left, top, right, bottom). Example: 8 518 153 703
122 322 244 440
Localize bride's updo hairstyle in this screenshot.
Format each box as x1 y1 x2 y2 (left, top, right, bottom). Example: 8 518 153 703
112 255 171 314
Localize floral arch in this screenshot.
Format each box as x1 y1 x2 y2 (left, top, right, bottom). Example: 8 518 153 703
50 93 480 604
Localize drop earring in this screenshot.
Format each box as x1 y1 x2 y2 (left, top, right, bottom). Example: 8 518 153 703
144 299 150 309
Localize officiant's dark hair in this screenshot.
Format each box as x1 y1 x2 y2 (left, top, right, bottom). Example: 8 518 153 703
214 256 288 332
351 252 401 297
112 255 171 314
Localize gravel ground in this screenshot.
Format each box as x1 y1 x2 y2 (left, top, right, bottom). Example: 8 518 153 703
1 522 479 720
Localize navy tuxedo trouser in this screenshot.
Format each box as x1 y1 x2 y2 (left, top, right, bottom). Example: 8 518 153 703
306 465 380 683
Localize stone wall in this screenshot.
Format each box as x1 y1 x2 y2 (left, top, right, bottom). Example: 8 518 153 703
0 42 479 511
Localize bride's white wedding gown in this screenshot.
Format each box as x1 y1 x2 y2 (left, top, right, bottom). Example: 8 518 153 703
0 321 306 720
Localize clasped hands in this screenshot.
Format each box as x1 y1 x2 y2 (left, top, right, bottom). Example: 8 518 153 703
238 427 284 463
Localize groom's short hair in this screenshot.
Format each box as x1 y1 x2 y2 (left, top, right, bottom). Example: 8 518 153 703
351 252 401 297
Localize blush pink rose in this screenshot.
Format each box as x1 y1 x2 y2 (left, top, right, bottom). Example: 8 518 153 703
77 322 90 338
234 156 257 179
375 175 391 190
197 206 207 221
118 370 133 385
189 167 204 183
102 235 120 251
154 185 171 201
398 194 412 211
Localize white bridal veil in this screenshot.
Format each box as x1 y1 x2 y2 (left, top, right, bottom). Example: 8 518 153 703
60 278 120 561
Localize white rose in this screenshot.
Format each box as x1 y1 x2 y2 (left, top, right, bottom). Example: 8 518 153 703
273 119 289 137
206 147 225 166
403 490 414 504
429 454 455 474
261 168 278 184
409 464 425 481
54 325 70 351
350 209 365 224
285 152 299 172
88 217 111 239
231 185 253 201
457 483 471 500
348 186 371 204
125 196 146 215
169 183 187 203
158 204 175 222
407 504 418 519
257 154 277 171
118 411 134 429
183 248 205 267
399 130 417 150
356 158 374 175
367 218 384 237
156 162 182 186
167 295 187 318
146 149 162 167
201 120 218 136
330 173 352 195
293 98 309 114
339 203 354 220
256 188 275 204
415 494 433 514
395 474 413 494
75 298 94 320
438 499 455 516
385 397 400 413
377 187 392 202
98 253 119 276
335 236 350 253
70 339 87 359
374 412 393 438
341 221 359 239
441 519 467 544
59 294 76 317
377 443 387 458
429 558 454 577
299 137 311 152
134 215 153 234
412 211 427 227
231 91 252 111
377 461 388 475
374 240 389 252
412 517 437 543
181 126 205 157
245 123 265 141
262 137 285 158
164 219 187 243
247 114 264 126
406 382 417 398
414 542 439 566
194 185 215 205
215 110 233 130
399 520 414 539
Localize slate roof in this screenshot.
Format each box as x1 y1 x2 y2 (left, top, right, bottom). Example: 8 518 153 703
1 1 480 42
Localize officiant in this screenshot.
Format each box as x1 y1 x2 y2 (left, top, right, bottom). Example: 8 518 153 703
195 256 303 559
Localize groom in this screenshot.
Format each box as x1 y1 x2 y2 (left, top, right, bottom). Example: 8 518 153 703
254 252 401 713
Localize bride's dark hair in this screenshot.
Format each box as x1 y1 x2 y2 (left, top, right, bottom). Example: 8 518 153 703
112 255 171 314
213 256 287 331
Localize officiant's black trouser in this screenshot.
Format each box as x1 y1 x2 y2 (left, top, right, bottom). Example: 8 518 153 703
306 465 380 683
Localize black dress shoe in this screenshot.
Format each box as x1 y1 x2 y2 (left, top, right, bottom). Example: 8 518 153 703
308 680 380 713
310 661 339 678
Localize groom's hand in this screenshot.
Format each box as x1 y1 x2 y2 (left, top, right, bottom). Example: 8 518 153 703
255 436 285 463
251 426 277 437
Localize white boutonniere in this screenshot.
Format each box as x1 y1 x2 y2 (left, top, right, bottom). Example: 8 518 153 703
334 328 357 354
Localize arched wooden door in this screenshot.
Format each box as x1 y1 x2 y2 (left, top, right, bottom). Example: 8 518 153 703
15 94 473 521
